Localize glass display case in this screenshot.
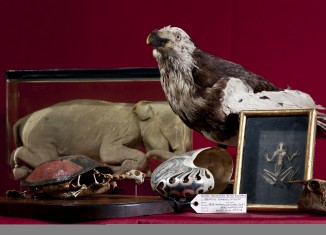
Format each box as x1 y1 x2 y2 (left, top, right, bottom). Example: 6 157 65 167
6 68 193 196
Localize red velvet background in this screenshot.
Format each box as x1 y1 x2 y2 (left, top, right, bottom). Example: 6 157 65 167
1 0 326 197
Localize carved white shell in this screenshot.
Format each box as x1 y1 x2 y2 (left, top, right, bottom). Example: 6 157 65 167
150 147 233 201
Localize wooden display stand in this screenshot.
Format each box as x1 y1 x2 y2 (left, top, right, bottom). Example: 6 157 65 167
0 195 175 221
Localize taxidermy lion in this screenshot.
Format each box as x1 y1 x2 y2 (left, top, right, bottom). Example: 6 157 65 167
9 99 192 179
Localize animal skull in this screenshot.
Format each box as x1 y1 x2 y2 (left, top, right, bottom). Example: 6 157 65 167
292 179 326 214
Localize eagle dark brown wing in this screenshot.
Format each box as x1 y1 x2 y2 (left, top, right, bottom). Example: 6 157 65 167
192 48 281 93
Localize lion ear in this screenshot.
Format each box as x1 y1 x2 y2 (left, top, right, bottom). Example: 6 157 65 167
133 101 154 121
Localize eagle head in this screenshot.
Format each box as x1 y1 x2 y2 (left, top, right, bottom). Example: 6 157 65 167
146 26 196 61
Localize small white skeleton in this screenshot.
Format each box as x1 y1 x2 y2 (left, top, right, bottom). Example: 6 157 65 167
261 142 300 186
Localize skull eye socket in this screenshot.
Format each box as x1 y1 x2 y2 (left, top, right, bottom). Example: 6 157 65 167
307 180 321 192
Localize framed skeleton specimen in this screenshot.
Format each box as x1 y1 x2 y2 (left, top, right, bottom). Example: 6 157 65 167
233 109 317 211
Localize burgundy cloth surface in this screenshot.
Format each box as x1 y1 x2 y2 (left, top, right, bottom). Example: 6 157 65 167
1 210 326 224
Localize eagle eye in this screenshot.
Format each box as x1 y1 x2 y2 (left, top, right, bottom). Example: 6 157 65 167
176 34 181 41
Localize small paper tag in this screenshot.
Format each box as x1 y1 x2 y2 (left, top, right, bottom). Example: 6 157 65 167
190 194 247 213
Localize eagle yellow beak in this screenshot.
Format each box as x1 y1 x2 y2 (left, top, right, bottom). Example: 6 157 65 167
146 31 168 48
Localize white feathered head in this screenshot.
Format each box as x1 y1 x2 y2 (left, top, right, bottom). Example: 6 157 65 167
146 26 196 59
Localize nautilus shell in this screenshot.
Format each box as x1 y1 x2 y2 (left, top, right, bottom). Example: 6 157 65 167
150 147 233 201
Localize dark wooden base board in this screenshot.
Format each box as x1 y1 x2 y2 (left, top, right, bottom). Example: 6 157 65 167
0 195 176 221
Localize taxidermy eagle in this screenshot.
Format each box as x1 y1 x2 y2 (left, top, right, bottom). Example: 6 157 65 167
147 26 326 146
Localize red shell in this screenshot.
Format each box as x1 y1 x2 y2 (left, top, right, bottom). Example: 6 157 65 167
22 155 101 187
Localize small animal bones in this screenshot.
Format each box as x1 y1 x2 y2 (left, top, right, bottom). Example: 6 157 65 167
260 142 300 186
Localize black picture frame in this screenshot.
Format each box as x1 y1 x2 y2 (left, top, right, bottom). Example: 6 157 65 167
233 109 317 211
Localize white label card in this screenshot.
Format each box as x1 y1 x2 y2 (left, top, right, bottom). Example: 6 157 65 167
190 194 247 213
